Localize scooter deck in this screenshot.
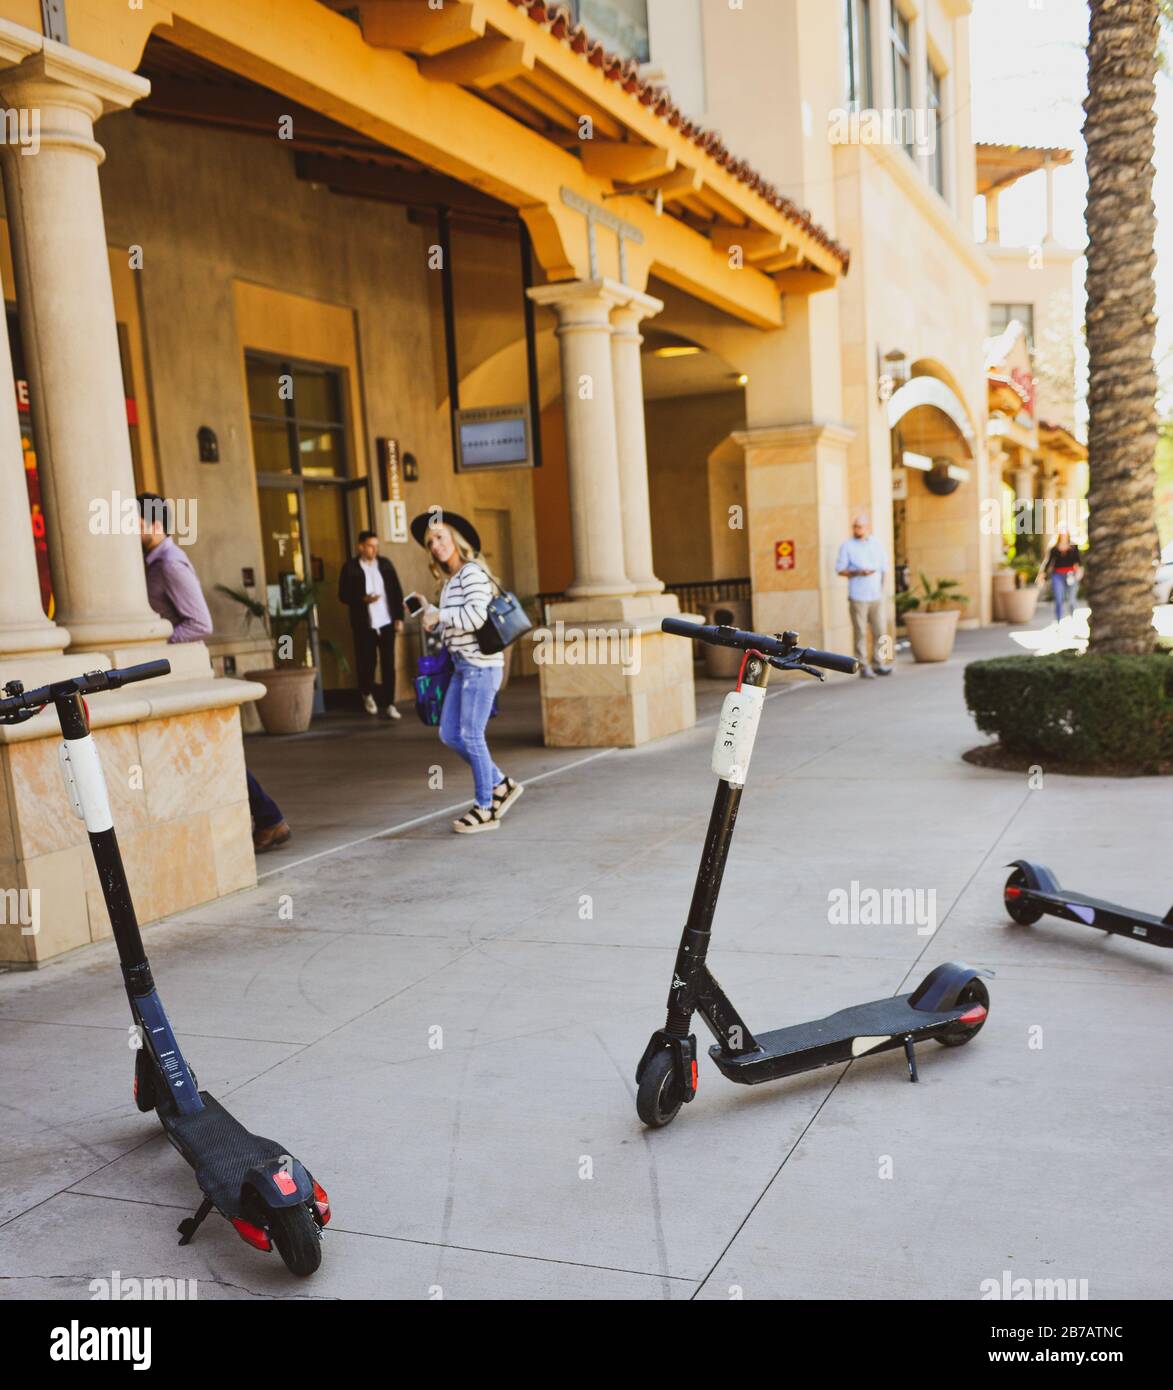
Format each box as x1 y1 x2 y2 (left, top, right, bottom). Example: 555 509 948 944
160 1092 288 1218
709 993 966 1085
1023 888 1173 946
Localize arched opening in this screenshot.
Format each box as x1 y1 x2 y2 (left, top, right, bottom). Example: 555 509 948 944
887 370 977 602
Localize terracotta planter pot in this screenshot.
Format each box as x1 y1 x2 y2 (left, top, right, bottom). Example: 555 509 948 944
1001 585 1040 624
244 666 318 735
903 609 960 662
991 570 1016 621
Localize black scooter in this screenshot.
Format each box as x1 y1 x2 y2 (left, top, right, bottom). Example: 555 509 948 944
635 620 990 1128
0 661 330 1274
1004 860 1173 949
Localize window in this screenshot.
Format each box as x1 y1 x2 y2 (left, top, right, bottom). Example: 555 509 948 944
926 62 944 195
990 303 1035 346
569 0 649 64
890 4 912 152
845 0 873 109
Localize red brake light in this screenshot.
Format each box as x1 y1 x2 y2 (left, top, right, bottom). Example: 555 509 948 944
231 1218 272 1252
690 1060 698 1094
1005 885 1022 898
272 1170 298 1197
958 1005 987 1025
312 1179 331 1226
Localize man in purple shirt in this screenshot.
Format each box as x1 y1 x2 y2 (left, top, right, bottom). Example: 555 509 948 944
136 492 213 643
136 492 290 852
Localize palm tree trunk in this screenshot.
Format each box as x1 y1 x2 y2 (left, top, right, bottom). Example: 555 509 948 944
1083 0 1161 653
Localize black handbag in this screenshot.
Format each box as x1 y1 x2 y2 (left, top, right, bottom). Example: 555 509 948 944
476 581 533 654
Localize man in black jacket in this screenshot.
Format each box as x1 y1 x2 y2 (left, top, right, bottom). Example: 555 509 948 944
338 531 405 719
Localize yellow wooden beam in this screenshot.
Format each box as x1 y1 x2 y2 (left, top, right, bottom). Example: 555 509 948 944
774 268 837 295
417 36 533 89
356 0 487 56
580 141 675 183
71 0 783 326
710 225 791 261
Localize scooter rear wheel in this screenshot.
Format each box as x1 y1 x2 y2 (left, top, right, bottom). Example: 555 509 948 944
636 1049 683 1128
935 977 989 1047
1004 868 1044 925
270 1203 323 1277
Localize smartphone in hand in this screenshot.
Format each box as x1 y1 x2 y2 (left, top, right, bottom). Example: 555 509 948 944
404 592 426 617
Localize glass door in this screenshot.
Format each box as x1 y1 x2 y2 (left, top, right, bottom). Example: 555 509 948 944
246 352 363 707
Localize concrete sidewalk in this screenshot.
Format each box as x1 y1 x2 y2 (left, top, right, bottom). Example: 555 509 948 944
2 627 1171 1300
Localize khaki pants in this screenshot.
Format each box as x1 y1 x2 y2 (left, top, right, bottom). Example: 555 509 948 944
849 598 886 670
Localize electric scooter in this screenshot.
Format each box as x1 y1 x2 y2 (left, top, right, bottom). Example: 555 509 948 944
635 619 991 1128
0 661 330 1274
1004 861 1173 949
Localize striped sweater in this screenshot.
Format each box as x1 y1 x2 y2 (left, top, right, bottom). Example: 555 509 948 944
438 561 503 667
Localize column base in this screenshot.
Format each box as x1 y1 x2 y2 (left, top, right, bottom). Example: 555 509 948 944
57 614 173 652
537 612 695 748
0 668 263 967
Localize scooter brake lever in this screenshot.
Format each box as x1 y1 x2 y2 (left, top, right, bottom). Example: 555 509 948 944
767 657 825 681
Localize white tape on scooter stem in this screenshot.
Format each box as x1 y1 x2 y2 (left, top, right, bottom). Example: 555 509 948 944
60 736 114 833
712 683 766 785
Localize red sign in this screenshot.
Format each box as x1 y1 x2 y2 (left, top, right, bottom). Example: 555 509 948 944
775 539 796 571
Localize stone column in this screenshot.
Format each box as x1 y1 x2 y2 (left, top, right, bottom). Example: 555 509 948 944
0 312 69 664
0 43 170 651
610 290 665 596
527 278 635 601
733 422 855 657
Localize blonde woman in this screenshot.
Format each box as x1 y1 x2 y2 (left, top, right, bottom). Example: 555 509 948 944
408 510 523 834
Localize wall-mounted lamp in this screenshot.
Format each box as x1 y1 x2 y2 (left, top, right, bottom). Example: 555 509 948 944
402 451 419 483
877 348 910 404
197 425 219 463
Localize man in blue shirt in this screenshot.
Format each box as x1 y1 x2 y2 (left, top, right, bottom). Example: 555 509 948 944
836 513 892 679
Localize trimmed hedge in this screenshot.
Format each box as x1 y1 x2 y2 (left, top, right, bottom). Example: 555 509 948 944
964 652 1173 772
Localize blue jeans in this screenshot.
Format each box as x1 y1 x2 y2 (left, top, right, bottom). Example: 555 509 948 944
246 771 283 829
439 658 503 808
1051 572 1076 622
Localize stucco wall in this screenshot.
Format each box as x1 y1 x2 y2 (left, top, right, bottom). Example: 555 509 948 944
646 389 745 584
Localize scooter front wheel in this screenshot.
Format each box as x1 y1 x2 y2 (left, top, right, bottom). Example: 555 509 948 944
270 1203 323 1277
636 1049 683 1128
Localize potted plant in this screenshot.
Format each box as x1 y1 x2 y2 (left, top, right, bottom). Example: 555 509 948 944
217 578 345 735
898 573 969 662
1002 553 1042 624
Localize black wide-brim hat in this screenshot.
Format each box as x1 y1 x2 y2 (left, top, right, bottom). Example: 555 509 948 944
410 509 481 554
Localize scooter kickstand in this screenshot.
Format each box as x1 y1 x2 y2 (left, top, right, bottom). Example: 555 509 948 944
902 1035 919 1083
177 1195 214 1246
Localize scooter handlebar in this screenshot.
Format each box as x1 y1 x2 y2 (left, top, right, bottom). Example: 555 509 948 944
103 660 172 690
0 659 172 721
661 618 857 675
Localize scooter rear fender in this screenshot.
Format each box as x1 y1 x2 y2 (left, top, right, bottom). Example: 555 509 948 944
908 961 984 1012
1007 859 1061 894
244 1156 313 1211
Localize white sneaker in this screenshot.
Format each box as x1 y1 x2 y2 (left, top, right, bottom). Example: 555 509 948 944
382 704 402 721
362 693 377 715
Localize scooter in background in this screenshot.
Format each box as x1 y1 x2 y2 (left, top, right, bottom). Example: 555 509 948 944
0 661 330 1275
1004 861 1173 950
635 620 990 1128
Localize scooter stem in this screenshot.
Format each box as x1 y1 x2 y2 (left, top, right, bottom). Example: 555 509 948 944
665 656 771 1033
